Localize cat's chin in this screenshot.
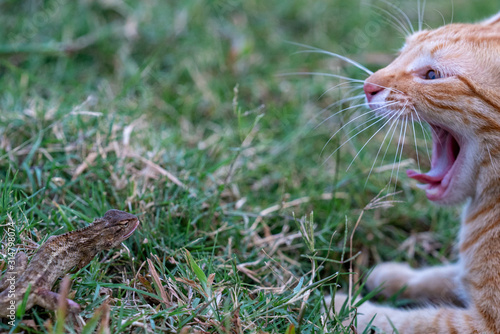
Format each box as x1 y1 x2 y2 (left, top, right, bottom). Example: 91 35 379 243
406 125 464 203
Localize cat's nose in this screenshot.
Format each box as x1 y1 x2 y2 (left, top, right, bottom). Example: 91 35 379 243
364 82 384 103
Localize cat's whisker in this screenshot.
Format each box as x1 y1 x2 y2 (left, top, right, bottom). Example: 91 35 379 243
450 0 454 24
380 110 403 168
278 72 365 83
361 80 405 95
320 102 399 155
373 83 405 95
327 78 394 98
387 116 405 193
344 113 381 136
412 106 432 163
393 112 410 193
422 0 428 27
312 94 366 127
424 119 442 145
434 9 447 27
417 0 420 25
319 83 364 101
373 8 411 37
332 93 366 106
322 105 399 165
378 0 415 34
369 4 412 37
320 111 375 155
417 0 427 31
423 22 433 30
346 108 403 172
411 106 431 137
410 113 422 172
315 101 380 131
293 48 374 75
364 110 404 187
344 85 367 100
287 41 374 75
385 108 407 190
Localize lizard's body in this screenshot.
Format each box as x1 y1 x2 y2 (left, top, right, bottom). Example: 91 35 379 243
0 209 139 318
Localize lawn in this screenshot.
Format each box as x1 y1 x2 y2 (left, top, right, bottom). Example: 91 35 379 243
0 0 497 333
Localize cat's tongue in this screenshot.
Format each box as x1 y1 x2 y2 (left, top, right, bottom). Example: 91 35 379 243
406 128 458 201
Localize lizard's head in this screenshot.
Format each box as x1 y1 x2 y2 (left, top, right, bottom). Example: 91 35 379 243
93 209 140 249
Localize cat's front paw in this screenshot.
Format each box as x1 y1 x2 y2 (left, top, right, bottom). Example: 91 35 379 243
323 293 349 316
333 293 349 314
330 293 359 328
367 262 414 298
323 293 356 317
330 293 382 331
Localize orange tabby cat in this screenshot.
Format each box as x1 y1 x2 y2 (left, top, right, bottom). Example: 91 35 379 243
334 11 500 334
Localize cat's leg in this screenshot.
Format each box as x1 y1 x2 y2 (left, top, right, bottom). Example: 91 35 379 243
334 294 488 334
366 262 466 305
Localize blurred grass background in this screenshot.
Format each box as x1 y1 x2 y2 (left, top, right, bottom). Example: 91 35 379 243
0 0 497 332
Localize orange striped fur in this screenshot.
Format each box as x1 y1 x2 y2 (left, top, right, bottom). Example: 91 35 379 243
334 11 500 334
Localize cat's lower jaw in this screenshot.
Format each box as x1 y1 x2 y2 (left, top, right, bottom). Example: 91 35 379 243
406 125 466 203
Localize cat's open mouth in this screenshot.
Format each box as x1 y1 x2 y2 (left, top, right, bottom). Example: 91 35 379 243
406 125 461 201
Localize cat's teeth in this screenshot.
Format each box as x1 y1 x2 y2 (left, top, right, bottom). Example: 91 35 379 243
426 186 441 198
416 183 429 190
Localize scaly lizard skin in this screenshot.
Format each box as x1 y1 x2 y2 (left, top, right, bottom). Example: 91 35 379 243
0 209 139 318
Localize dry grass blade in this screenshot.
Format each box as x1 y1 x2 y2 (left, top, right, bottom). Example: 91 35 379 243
347 188 401 322
127 151 196 196
147 258 170 305
55 275 71 333
98 301 111 334
72 152 99 180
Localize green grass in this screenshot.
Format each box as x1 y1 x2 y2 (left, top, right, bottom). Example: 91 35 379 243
0 0 497 332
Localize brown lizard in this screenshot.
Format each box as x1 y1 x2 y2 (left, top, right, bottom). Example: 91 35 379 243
0 209 139 320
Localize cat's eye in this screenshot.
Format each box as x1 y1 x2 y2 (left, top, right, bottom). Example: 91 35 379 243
425 70 439 80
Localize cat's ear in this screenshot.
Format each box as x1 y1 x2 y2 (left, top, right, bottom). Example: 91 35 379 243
482 12 500 26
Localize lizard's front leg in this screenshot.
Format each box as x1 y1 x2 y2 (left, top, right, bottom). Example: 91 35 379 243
34 288 82 331
35 275 80 313
34 289 81 314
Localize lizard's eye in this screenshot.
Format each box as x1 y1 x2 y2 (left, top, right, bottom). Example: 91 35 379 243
120 220 130 226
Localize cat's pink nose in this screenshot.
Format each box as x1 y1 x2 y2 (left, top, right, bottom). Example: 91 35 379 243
364 82 384 103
